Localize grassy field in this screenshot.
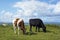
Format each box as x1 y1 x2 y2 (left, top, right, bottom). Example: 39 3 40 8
0 24 60 40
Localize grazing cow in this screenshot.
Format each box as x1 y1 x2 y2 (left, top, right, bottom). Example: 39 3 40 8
13 18 26 35
29 19 46 32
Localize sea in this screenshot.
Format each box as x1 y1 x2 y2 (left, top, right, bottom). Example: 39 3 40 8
0 22 60 26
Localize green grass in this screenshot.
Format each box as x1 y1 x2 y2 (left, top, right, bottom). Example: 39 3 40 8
0 24 60 40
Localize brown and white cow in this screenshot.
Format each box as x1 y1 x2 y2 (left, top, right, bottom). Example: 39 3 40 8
13 18 26 35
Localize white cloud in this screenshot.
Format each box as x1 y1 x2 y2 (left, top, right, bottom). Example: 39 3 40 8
53 2 60 14
0 0 60 23
0 11 13 22
13 0 56 17
12 0 60 23
0 10 5 13
20 0 37 1
13 0 60 16
48 0 55 3
39 16 60 22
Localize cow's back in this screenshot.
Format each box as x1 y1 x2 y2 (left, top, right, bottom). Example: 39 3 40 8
29 19 42 26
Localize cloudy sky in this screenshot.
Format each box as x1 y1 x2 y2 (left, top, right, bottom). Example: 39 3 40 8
0 0 60 23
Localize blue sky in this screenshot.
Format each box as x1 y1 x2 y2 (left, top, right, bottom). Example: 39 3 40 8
0 0 60 23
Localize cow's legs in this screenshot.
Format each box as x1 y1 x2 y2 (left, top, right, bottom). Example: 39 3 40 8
13 24 16 34
35 26 37 32
14 27 16 34
30 25 32 32
38 27 40 32
18 26 20 35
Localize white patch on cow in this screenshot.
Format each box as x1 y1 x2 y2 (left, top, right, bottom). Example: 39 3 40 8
17 19 23 25
12 18 17 24
12 18 23 35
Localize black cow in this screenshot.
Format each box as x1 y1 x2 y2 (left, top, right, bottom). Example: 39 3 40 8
29 19 46 32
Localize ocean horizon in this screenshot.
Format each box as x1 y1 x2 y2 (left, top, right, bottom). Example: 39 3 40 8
0 22 60 25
